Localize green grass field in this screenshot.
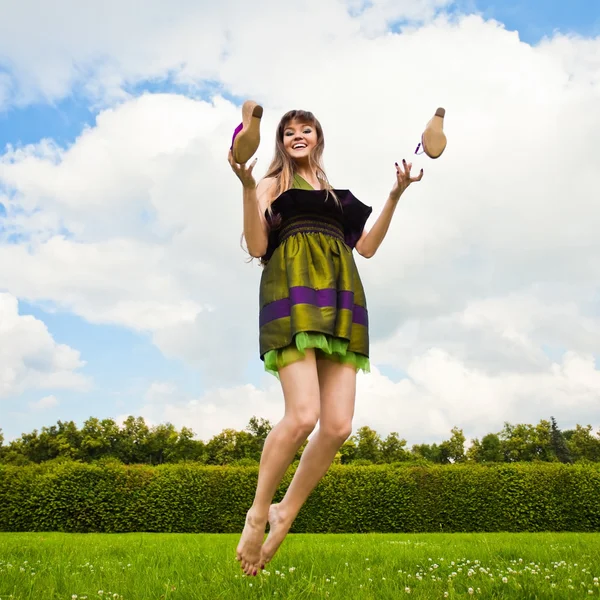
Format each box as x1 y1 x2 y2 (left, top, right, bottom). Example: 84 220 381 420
1 532 599 599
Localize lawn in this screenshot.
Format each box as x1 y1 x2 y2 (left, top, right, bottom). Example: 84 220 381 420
1 532 599 599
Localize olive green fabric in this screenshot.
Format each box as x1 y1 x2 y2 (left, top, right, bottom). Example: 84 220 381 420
260 174 370 376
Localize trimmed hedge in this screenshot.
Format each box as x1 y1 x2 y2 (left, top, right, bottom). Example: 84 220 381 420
1 462 599 533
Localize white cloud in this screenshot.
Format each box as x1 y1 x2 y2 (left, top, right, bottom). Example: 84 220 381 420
349 0 453 35
144 381 178 403
0 0 357 108
29 394 59 410
0 3 599 438
0 293 89 398
138 380 285 441
137 351 600 445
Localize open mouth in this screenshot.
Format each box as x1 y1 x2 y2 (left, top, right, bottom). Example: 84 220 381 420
292 143 307 150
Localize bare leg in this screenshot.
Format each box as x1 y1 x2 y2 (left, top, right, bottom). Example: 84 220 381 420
260 359 356 565
236 350 320 575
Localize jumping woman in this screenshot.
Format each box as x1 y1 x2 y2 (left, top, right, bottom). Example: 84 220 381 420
228 104 426 577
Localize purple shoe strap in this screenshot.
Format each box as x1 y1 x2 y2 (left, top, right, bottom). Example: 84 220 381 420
414 142 424 155
230 122 243 150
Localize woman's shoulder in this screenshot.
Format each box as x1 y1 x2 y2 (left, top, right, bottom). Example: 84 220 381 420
257 177 278 211
257 176 277 196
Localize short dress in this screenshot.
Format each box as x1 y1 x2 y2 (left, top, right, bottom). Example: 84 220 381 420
259 174 373 376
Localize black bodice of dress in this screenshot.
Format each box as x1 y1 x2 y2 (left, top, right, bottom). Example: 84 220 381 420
262 188 372 263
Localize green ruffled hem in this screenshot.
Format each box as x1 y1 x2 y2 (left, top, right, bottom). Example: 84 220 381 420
263 332 371 378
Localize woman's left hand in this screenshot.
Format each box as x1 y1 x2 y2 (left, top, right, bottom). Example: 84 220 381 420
391 159 423 201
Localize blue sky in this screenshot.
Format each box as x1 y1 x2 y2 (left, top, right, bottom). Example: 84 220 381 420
468 0 600 43
1 0 599 443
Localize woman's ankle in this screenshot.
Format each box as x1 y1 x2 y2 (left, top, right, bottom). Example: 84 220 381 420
248 504 270 523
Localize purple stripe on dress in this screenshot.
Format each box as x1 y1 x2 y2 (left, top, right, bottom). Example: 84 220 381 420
338 290 354 310
260 286 368 328
289 286 336 307
230 122 243 149
353 305 368 327
259 297 290 327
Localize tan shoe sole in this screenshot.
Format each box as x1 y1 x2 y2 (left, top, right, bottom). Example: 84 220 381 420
232 100 263 164
421 107 447 159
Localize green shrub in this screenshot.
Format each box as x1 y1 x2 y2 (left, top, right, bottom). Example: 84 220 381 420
0 462 598 533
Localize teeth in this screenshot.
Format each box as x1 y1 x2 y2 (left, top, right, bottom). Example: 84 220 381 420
293 144 306 149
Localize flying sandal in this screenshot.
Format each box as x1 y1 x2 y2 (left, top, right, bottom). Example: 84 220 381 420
415 107 447 159
231 100 263 164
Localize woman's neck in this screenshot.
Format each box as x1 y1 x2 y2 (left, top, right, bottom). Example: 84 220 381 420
295 166 320 189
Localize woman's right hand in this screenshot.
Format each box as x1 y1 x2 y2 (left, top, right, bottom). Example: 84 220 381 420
228 150 258 189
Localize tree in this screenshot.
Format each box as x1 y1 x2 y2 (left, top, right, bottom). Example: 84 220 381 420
380 432 410 463
439 427 466 463
467 433 504 463
115 416 150 464
246 417 272 445
205 429 239 465
565 424 600 462
338 439 357 464
146 423 180 464
351 426 382 463
411 443 443 463
245 416 273 461
80 417 119 461
174 426 206 463
550 417 572 464
533 419 554 461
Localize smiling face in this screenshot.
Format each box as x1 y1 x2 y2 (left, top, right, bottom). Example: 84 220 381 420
282 119 319 161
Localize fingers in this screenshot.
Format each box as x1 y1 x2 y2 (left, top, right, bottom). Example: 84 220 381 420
247 157 258 174
395 160 424 187
411 168 424 182
396 159 412 179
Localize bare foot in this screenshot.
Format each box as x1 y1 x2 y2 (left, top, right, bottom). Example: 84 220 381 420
260 503 295 565
236 509 267 576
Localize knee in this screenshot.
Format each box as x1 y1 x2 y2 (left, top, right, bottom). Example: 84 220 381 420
321 421 353 445
288 412 319 439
